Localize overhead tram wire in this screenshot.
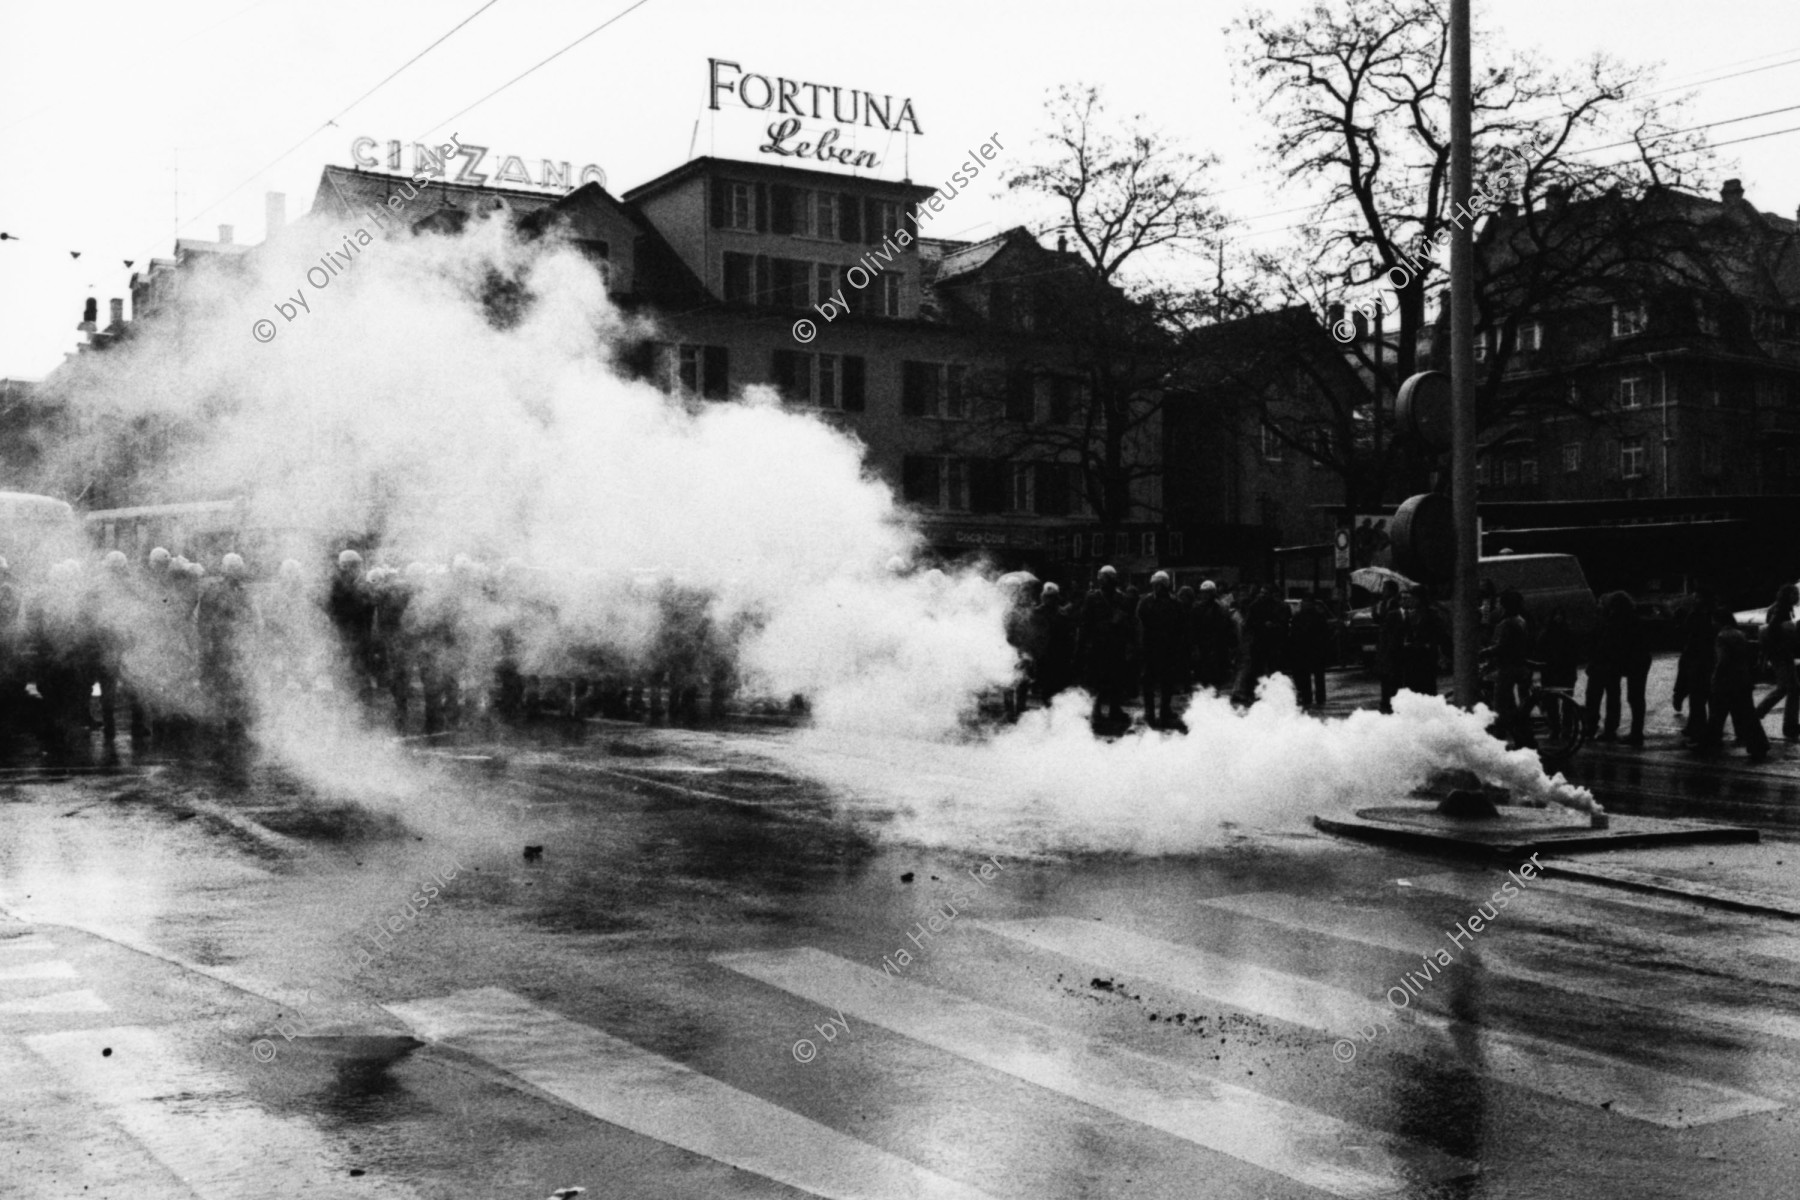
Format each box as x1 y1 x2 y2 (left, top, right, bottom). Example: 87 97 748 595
110 0 507 275
412 0 657 142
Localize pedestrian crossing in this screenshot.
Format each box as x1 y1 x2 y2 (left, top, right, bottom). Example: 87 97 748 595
9 872 1800 1200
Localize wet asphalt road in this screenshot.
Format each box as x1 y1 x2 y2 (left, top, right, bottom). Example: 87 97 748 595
3 714 1800 1200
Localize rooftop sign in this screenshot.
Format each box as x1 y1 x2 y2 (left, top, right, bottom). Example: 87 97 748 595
349 137 606 193
708 58 922 172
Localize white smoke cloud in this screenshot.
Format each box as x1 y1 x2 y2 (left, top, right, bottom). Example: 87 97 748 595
37 203 1591 849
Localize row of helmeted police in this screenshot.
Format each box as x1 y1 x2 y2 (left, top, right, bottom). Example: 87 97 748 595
1004 567 1340 732
0 547 745 760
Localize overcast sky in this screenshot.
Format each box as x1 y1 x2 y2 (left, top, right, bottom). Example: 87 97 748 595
2 0 1795 378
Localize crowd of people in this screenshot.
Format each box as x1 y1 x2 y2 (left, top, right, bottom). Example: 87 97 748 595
5 544 1798 762
1004 566 1341 733
0 547 743 762
1463 581 1798 761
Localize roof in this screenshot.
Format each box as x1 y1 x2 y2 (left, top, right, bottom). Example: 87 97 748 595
931 230 1011 284
623 155 936 205
312 164 569 225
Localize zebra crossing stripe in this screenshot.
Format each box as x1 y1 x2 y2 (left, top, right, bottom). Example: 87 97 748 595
1202 888 1800 1045
0 958 78 982
0 935 57 953
0 988 110 1014
716 947 1474 1199
983 916 1779 1127
25 1025 416 1200
385 987 1000 1200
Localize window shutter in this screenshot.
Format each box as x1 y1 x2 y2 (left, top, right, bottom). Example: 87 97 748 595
619 338 661 381
839 193 862 242
1005 370 1034 422
755 182 769 232
703 346 729 400
970 459 1006 514
770 258 792 309
864 198 881 245
902 455 940 505
772 349 801 397
722 252 750 303
754 255 771 306
901 361 931 416
709 177 726 228
1034 462 1067 516
841 355 866 411
770 185 795 235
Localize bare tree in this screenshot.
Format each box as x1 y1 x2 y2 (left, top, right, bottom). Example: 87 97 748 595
950 85 1229 526
1232 0 1716 444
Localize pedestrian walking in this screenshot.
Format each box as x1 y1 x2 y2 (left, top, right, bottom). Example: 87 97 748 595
1399 586 1448 698
1752 583 1799 742
1672 588 1716 743
1700 608 1770 762
1482 589 1535 748
1287 596 1334 709
1584 591 1647 744
1374 581 1406 713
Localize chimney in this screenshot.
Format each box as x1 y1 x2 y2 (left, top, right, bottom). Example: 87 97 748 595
265 191 286 241
218 224 233 244
1721 178 1744 204
1056 233 1067 253
77 297 97 333
109 298 124 327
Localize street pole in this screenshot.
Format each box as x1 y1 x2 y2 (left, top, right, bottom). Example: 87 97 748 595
1449 0 1479 708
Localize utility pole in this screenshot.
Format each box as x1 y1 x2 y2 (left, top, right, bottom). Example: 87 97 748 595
1449 0 1479 708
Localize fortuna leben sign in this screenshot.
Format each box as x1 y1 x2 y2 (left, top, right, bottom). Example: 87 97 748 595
708 58 922 171
349 137 606 193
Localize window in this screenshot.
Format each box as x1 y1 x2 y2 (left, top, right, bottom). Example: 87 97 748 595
729 182 755 231
1261 422 1284 461
1070 533 1083 560
1618 376 1645 409
1047 376 1077 424
880 272 902 317
1519 321 1542 353
1502 458 1519 486
813 262 841 308
900 361 968 419
723 252 754 303
1114 532 1130 557
1310 428 1333 464
873 200 901 237
1141 532 1156 558
1169 531 1184 559
1477 456 1491 485
1561 442 1582 474
1473 331 1489 362
945 458 969 511
944 365 968 420
668 344 729 400
1004 371 1035 422
773 350 865 410
809 191 837 239
1621 436 1646 478
1701 437 1722 477
1009 463 1035 513
902 456 940 506
1520 458 1538 484
1612 302 1647 338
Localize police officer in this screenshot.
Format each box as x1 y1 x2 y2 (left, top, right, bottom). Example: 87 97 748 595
328 549 378 708
195 553 261 740
1077 565 1135 731
1137 571 1189 730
